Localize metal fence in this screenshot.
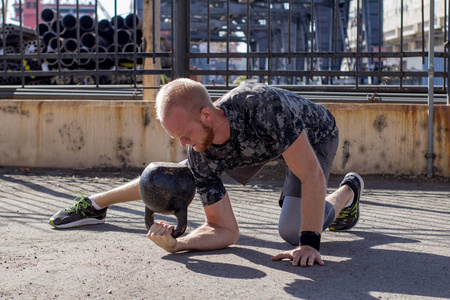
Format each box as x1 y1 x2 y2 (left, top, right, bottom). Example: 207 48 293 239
0 0 152 92
0 0 449 98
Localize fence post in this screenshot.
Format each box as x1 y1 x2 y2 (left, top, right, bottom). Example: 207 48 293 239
143 0 161 100
427 0 435 178
448 0 450 105
173 0 189 79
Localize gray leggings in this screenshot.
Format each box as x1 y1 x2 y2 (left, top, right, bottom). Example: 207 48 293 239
278 134 339 245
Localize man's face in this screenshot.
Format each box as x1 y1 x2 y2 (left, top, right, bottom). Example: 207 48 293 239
161 107 214 152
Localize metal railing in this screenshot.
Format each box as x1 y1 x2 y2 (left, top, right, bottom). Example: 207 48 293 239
0 0 448 98
0 0 167 94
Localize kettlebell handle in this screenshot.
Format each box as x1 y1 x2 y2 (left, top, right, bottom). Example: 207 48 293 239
144 206 188 238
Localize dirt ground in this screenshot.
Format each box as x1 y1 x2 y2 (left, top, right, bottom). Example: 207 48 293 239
1 167 449 299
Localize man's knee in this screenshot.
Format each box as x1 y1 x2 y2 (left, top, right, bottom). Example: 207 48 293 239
278 196 301 246
278 221 300 246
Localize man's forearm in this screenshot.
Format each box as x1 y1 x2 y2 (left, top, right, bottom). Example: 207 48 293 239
150 192 239 253
300 174 327 234
172 223 238 253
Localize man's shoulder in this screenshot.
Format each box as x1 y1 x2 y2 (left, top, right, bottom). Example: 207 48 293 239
232 83 275 97
216 84 278 109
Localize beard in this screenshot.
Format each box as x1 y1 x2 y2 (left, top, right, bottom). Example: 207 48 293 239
193 121 214 152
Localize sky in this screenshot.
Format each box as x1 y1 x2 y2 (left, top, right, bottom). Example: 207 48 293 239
97 0 134 19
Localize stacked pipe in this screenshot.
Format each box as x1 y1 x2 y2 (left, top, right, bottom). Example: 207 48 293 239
0 23 41 80
0 24 36 45
37 8 143 79
0 24 44 85
0 62 22 84
1 8 144 85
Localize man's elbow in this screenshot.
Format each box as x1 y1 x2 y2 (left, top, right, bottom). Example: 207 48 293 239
206 222 239 248
312 166 326 187
230 227 239 245
222 226 239 247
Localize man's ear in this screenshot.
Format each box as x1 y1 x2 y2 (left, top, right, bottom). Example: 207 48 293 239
199 107 212 123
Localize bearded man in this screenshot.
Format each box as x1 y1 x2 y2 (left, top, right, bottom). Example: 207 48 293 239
50 78 364 267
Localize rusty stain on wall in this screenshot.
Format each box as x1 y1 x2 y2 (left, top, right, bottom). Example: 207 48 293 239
341 140 350 169
359 145 366 153
434 107 450 174
373 114 388 133
115 137 134 166
58 122 86 152
144 107 151 127
0 105 30 117
45 112 54 123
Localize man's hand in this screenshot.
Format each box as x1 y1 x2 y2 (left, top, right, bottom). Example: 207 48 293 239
147 221 178 253
271 245 325 267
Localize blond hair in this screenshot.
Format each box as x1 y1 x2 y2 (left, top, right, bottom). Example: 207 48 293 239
155 78 212 121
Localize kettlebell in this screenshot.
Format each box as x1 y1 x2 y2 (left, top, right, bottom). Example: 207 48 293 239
139 162 196 238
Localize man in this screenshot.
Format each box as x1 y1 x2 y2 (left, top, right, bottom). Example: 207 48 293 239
50 78 364 267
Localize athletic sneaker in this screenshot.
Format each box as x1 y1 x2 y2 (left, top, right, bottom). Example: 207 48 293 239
329 172 364 231
49 193 107 229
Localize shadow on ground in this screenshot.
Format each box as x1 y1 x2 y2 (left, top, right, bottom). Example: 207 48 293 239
163 230 449 299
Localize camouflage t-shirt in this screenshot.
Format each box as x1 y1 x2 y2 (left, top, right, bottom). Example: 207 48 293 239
188 84 338 206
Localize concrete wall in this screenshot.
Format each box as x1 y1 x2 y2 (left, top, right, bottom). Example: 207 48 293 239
0 100 187 169
328 104 449 177
0 100 449 177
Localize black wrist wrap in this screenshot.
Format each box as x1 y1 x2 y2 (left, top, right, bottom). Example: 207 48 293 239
300 231 321 251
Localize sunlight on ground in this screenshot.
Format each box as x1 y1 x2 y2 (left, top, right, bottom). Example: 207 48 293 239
369 292 449 300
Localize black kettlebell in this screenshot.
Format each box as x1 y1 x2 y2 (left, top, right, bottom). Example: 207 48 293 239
139 162 196 238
